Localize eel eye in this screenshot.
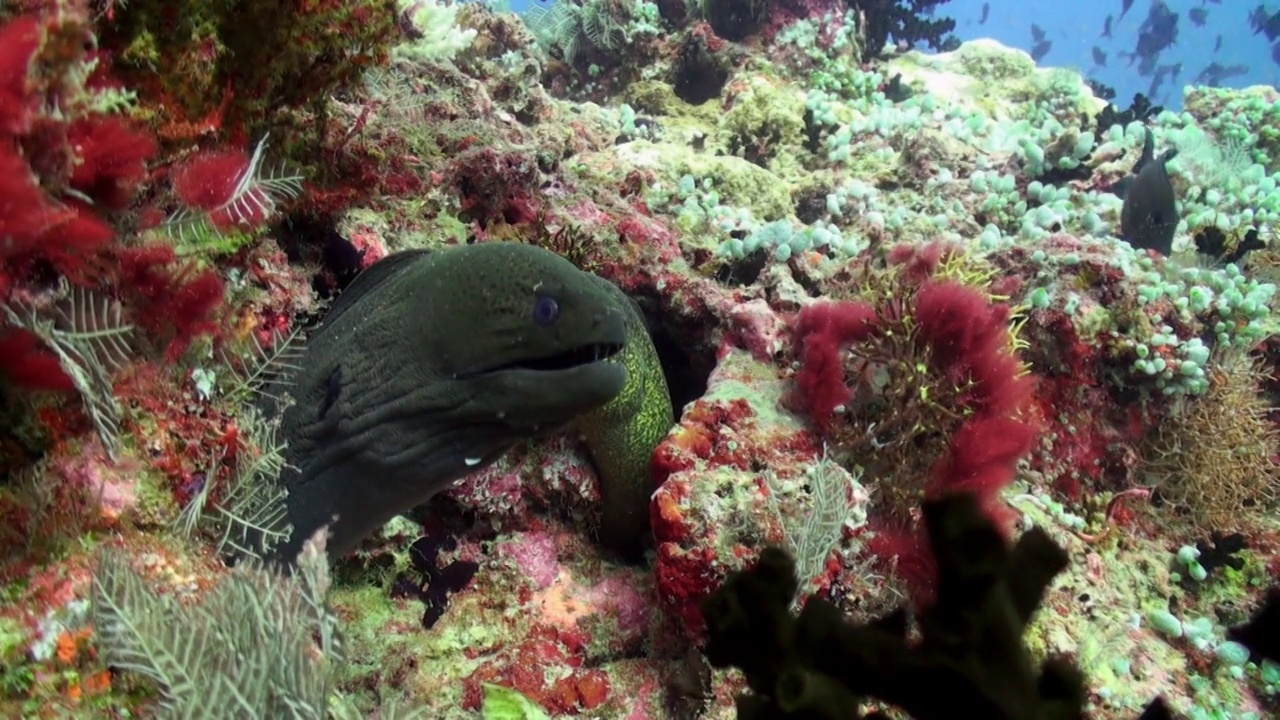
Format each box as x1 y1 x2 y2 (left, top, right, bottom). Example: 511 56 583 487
533 294 560 327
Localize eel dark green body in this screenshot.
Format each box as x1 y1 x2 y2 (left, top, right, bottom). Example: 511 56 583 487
264 243 673 564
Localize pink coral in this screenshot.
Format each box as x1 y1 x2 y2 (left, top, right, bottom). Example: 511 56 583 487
502 532 561 589
347 228 388 268
581 576 651 635
50 438 140 522
729 298 785 361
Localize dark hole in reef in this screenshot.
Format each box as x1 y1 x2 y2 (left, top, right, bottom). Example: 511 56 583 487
1039 163 1092 186
715 248 769 287
794 186 830 225
672 37 728 105
273 212 365 300
702 0 764 41
629 292 714 419
802 108 824 155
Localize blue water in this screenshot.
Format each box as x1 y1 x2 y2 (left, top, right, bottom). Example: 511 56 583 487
942 0 1275 111
502 0 1277 111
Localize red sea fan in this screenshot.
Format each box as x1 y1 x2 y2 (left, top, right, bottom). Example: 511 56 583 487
792 300 879 430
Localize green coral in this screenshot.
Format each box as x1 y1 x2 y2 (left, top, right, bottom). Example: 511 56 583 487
481 684 552 720
1185 85 1280 173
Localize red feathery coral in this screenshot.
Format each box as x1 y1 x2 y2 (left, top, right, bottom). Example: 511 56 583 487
926 415 1038 505
37 202 118 284
791 276 1039 606
169 136 301 233
0 143 65 262
791 300 879 431
171 148 251 213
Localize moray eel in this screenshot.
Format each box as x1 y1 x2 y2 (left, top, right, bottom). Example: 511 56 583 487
263 243 673 565
575 275 674 560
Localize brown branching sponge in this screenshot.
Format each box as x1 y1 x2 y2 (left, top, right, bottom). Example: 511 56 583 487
1143 351 1280 530
90 530 429 719
701 492 1118 719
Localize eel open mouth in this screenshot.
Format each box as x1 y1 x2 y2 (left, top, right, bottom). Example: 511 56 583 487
510 342 624 372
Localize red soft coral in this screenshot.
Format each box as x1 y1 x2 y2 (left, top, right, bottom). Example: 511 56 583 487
791 300 879 430
38 201 117 284
925 414 1037 505
0 15 41 136
0 327 75 392
115 245 225 359
67 115 157 210
0 142 66 263
913 280 1034 418
171 147 249 213
793 278 1039 607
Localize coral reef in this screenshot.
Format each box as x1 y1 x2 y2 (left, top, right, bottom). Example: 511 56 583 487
1 0 1279 718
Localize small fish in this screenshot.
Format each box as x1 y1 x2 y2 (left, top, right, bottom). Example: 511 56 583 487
1214 35 1222 53
1115 128 1180 256
1189 7 1207 27
1092 46 1108 67
1031 23 1046 43
979 2 989 25
1103 14 1114 38
1031 39 1053 63
1248 5 1280 42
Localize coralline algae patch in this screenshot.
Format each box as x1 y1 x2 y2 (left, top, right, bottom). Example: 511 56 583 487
0 532 227 718
329 526 671 719
651 347 834 631
1010 493 1279 718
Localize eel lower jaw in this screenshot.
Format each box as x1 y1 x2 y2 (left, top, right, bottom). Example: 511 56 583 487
466 359 629 432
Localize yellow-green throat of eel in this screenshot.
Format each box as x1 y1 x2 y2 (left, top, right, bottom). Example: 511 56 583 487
575 274 674 560
262 243 674 565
